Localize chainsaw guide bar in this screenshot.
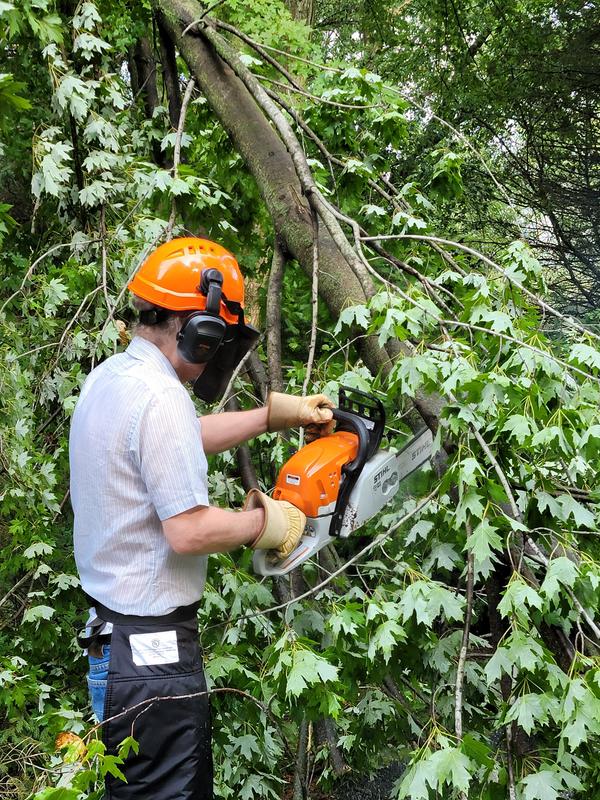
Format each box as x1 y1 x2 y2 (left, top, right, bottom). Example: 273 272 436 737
252 388 434 577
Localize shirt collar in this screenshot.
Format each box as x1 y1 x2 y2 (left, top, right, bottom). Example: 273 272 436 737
126 336 180 380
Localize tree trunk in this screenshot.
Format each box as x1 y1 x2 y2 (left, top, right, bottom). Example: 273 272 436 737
157 13 183 130
154 0 401 385
133 37 166 167
285 0 314 25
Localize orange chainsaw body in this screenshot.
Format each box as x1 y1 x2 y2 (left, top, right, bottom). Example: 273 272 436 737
273 431 359 518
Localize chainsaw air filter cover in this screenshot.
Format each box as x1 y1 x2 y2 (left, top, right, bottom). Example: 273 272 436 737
272 431 359 518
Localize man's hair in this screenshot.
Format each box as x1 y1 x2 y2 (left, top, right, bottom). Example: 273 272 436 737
132 296 182 334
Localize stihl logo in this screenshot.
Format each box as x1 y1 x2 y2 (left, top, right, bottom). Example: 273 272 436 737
374 465 390 484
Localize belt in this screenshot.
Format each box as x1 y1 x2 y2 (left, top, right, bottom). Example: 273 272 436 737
77 597 201 649
89 597 201 626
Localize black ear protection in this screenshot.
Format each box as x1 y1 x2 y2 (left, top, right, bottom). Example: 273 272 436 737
176 269 227 364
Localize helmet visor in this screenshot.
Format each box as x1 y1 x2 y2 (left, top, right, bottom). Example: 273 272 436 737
192 323 260 403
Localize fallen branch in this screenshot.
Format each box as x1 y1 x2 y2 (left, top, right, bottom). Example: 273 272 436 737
300 212 319 397
166 76 196 239
266 239 286 393
204 488 438 631
360 234 600 343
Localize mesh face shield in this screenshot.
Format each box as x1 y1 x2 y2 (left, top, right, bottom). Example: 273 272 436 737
191 322 260 403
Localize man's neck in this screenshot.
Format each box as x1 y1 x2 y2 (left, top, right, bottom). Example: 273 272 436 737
136 332 202 383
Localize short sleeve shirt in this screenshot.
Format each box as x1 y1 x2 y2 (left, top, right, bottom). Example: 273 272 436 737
70 336 209 615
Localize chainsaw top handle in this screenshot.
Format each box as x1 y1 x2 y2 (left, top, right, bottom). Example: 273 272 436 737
331 408 370 473
328 408 371 537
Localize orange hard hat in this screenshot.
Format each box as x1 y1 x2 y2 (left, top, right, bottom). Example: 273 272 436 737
128 237 245 325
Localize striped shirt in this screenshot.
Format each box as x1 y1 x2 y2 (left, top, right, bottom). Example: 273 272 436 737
70 336 209 616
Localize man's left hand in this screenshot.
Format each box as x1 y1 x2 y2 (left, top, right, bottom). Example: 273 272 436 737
267 392 335 439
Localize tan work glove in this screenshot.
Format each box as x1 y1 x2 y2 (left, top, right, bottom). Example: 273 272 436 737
244 489 306 561
267 392 335 440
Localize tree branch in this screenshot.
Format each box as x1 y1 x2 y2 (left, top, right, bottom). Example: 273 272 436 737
266 239 286 393
166 76 196 239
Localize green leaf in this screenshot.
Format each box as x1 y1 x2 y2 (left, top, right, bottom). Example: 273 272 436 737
361 203 386 217
465 519 503 577
540 557 578 602
556 494 596 528
569 342 600 371
23 541 54 558
477 309 514 334
22 605 55 624
286 649 338 697
485 631 545 683
521 769 564 800
460 734 493 768
498 575 543 620
392 354 438 396
334 303 371 334
427 747 473 792
118 736 139 759
398 580 464 627
101 754 127 782
367 619 406 663
455 490 484 528
31 789 81 800
505 693 546 735
502 414 534 444
44 278 69 315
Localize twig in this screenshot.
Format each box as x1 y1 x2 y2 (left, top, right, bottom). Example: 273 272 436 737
215 20 305 94
0 571 33 609
264 84 404 212
201 25 517 217
254 74 382 110
99 205 113 315
213 341 260 414
181 0 230 36
525 537 600 641
166 77 196 240
293 718 308 800
454 545 474 745
359 234 600 342
204 488 438 631
505 723 517 800
440 319 600 385
300 212 319 396
86 686 293 762
297 212 320 450
266 239 286 393
0 241 98 316
96 226 167 347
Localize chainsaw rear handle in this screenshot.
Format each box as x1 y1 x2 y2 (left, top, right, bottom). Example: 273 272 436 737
328 408 370 536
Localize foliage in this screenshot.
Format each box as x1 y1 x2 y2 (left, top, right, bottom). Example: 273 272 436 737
2 2 600 800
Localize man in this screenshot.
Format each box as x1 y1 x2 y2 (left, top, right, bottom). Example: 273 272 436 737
70 237 334 799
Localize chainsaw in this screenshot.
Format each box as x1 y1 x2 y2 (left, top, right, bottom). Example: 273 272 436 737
253 387 433 577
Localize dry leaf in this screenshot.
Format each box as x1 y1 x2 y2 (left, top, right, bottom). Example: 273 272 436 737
55 731 87 761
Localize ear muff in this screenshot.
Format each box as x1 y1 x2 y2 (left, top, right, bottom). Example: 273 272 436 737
176 312 227 364
176 268 227 364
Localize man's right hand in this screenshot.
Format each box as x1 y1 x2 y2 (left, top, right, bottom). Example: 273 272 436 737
243 490 306 561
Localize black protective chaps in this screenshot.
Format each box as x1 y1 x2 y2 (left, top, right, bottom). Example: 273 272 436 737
93 601 213 800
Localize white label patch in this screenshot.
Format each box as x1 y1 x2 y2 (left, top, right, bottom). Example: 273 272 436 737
129 630 179 666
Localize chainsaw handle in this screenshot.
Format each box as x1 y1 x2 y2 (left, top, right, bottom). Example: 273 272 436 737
327 409 371 538
331 408 370 473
